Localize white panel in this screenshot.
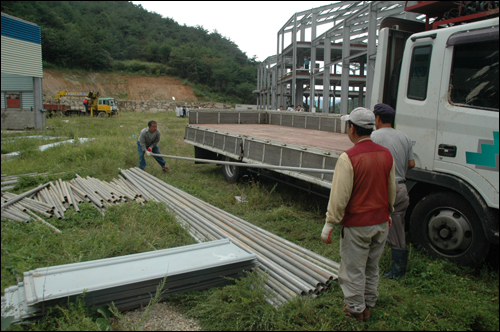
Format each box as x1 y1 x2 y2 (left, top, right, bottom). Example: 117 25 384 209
1 73 33 91
1 36 42 78
1 92 5 109
22 92 34 109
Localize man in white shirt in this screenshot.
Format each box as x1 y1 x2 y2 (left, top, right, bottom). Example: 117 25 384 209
371 103 415 279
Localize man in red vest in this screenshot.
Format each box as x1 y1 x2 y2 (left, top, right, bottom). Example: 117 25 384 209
321 107 396 322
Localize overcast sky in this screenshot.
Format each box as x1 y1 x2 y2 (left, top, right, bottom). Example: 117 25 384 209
132 1 336 62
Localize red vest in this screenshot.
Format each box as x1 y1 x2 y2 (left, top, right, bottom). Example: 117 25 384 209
341 139 393 227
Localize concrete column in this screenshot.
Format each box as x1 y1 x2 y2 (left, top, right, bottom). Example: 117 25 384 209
322 37 331 113
257 64 260 108
300 20 306 42
296 83 304 107
340 23 351 115
33 77 44 130
281 30 285 108
365 2 377 109
332 85 336 112
310 10 317 112
272 67 277 109
358 84 364 108
276 31 280 109
292 14 297 109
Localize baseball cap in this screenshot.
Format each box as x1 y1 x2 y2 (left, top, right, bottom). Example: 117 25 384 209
373 103 395 116
341 107 375 129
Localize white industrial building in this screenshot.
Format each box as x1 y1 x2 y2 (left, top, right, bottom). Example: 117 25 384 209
1 12 45 130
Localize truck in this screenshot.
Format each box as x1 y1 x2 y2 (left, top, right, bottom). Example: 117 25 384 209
183 17 498 267
44 91 118 117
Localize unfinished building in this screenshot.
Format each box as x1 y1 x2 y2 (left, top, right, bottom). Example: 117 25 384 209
255 1 422 114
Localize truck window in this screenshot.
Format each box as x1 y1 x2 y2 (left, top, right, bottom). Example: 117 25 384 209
407 45 432 100
449 40 499 111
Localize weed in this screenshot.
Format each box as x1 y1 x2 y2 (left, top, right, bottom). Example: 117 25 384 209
1 112 498 331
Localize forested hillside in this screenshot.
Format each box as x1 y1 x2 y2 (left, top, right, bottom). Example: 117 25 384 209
1 1 258 104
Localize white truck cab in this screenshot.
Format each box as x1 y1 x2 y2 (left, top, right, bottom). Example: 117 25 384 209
372 17 499 266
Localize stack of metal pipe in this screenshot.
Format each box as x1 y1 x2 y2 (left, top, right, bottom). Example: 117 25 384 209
1 174 148 229
2 168 340 305
120 167 339 305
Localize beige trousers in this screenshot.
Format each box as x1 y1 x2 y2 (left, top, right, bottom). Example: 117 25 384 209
386 183 410 249
338 222 389 314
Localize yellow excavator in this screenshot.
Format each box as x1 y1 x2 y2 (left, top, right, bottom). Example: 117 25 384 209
53 91 118 117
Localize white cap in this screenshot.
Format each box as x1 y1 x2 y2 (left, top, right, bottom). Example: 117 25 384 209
341 107 375 129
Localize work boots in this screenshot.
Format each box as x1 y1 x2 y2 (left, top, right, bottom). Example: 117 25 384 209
384 247 408 279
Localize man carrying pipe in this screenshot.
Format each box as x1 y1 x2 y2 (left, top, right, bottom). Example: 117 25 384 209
320 107 396 322
137 120 170 173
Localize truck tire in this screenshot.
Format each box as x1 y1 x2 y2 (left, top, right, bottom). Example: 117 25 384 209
98 111 106 118
221 156 243 183
409 191 490 267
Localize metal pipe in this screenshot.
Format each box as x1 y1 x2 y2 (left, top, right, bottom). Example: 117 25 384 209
69 182 88 198
126 170 314 294
59 179 69 202
72 179 104 207
117 175 142 198
119 170 155 202
1 209 28 222
24 209 62 234
111 180 135 200
6 205 30 221
67 183 80 213
1 183 49 210
53 180 65 204
2 192 53 214
40 188 61 219
134 168 332 292
130 168 322 290
85 177 112 202
186 191 340 271
135 168 333 284
49 183 66 215
150 153 335 174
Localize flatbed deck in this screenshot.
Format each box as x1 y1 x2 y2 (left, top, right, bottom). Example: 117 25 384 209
184 109 349 187
192 124 353 153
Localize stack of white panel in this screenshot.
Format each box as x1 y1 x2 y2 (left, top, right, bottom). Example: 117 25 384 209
2 239 257 323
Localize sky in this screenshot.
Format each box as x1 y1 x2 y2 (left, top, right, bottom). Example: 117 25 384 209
132 1 336 62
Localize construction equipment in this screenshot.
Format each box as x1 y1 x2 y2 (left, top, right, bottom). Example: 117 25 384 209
45 91 118 117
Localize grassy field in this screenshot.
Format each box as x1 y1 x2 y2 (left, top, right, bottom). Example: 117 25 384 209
1 112 498 331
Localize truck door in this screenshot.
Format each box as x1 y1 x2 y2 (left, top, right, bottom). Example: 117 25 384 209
395 32 442 171
435 26 499 209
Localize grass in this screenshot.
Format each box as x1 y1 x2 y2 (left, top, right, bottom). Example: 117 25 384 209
1 112 499 331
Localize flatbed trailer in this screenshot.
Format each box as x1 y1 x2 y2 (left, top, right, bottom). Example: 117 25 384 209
184 109 351 188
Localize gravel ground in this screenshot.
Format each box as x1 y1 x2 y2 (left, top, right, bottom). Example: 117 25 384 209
119 302 203 331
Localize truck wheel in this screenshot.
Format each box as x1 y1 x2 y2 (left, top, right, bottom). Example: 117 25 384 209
221 156 243 183
409 191 490 267
98 112 106 118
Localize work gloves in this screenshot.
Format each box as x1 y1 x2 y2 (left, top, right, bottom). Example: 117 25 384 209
321 223 334 244
146 148 152 156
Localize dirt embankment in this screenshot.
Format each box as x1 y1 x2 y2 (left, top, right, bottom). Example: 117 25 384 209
43 69 198 102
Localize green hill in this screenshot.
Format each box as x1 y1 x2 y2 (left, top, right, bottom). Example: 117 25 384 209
1 1 258 104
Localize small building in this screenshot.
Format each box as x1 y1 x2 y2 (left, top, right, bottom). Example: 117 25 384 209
1 12 45 130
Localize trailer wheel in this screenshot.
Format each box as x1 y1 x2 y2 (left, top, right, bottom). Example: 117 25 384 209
221 156 243 183
409 191 490 267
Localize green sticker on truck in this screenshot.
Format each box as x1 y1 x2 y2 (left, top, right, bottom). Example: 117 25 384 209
466 131 499 172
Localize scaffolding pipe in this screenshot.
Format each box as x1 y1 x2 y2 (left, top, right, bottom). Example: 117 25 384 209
0 183 49 210
130 168 323 293
150 154 335 174
129 168 326 287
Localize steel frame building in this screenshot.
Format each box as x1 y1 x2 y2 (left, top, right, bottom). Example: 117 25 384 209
255 1 421 114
